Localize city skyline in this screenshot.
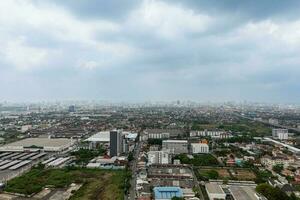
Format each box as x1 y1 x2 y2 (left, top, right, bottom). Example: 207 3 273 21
1 0 300 103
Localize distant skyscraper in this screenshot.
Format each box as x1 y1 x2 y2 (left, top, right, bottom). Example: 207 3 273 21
110 130 123 157
68 105 75 112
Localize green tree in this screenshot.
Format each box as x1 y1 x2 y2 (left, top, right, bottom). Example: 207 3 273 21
273 164 284 174
148 138 163 145
206 170 219 179
254 169 273 184
256 183 290 200
128 152 134 162
171 197 184 200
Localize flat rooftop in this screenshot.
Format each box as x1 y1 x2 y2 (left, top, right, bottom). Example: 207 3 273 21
0 138 73 151
163 140 188 143
205 183 225 194
153 187 183 199
85 131 110 142
229 186 258 200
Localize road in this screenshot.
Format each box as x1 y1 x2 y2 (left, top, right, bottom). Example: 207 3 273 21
127 139 142 200
191 166 205 200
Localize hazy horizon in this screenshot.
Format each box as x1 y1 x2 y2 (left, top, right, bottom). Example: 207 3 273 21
1 0 300 103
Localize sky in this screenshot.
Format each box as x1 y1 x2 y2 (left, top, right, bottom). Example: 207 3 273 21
0 0 300 103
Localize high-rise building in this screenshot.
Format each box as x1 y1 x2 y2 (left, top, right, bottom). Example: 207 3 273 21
110 130 123 157
68 105 75 112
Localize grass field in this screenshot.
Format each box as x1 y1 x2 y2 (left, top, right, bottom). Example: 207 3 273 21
4 166 125 200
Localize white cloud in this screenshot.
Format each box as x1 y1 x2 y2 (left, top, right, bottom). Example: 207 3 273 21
0 0 119 43
78 60 99 70
0 0 300 102
2 37 48 71
236 20 300 46
0 0 135 71
128 0 212 39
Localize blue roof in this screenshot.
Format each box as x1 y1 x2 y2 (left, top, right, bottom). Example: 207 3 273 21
154 187 183 200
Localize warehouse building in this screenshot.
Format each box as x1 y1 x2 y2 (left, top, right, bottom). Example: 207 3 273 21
85 131 136 151
153 187 183 200
205 183 226 200
162 140 188 154
229 185 261 200
0 138 75 152
85 131 110 149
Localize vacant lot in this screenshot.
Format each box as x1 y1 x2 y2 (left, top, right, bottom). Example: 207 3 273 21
198 168 230 179
197 167 256 181
231 169 256 181
215 169 230 178
4 166 125 200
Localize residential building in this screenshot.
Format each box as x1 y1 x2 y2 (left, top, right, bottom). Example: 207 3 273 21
278 132 289 140
261 155 294 168
190 143 209 154
190 130 231 139
20 125 32 133
269 118 279 125
148 151 171 165
272 129 288 140
148 132 170 139
144 129 184 139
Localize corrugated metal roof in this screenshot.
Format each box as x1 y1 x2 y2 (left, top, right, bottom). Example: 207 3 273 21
153 187 183 199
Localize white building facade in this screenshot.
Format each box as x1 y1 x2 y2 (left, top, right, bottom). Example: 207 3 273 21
148 151 171 165
162 140 188 154
191 143 209 154
190 130 230 139
272 129 288 140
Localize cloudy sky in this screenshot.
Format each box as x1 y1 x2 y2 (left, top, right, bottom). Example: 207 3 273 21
0 0 300 103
